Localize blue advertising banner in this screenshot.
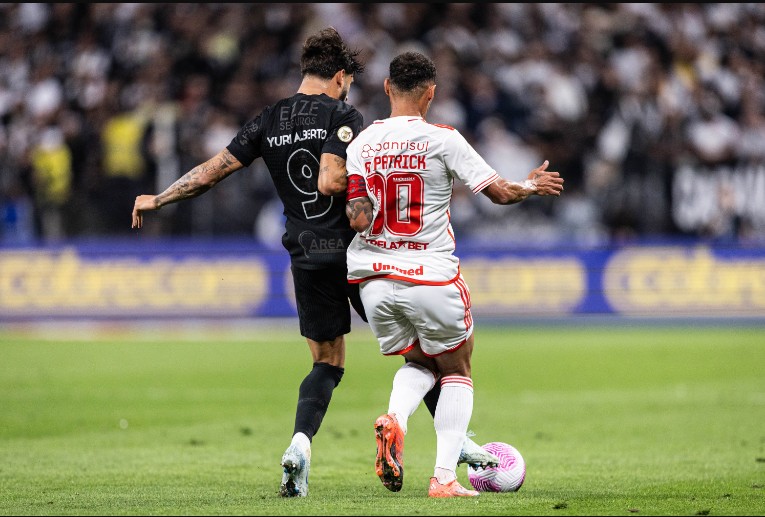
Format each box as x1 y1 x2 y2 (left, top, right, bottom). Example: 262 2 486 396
1 239 764 320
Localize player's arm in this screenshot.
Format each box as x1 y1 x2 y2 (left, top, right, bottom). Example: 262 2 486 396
318 152 348 196
481 160 564 205
131 148 243 229
345 174 373 233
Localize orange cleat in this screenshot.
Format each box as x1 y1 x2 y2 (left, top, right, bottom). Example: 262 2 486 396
428 477 480 498
374 413 405 492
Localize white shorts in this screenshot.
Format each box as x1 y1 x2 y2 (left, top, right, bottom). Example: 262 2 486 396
359 275 474 357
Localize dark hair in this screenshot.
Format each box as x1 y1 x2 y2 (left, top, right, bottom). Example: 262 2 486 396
300 27 364 79
388 51 436 95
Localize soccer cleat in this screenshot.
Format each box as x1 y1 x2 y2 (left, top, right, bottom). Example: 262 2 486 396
428 476 480 498
279 444 310 497
374 413 405 492
458 433 500 470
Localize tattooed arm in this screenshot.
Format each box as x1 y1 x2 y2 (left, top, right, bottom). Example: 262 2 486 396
344 173 373 233
131 148 243 229
345 196 374 233
317 153 349 196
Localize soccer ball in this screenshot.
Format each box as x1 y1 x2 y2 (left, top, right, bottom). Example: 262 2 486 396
466 442 526 492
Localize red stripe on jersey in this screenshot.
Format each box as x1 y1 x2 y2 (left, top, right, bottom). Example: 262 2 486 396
472 173 500 194
429 122 456 130
446 210 456 243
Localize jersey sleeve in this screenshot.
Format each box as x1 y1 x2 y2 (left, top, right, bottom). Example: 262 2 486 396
441 129 500 194
226 108 269 167
345 137 366 196
322 106 364 159
345 139 377 237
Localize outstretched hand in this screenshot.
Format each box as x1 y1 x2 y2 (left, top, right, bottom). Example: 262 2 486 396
528 160 564 196
131 195 159 229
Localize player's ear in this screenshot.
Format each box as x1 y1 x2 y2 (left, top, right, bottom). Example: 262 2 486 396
427 84 436 102
333 69 346 88
384 78 391 97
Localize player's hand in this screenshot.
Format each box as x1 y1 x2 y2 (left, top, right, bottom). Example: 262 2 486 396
131 195 159 229
527 161 564 196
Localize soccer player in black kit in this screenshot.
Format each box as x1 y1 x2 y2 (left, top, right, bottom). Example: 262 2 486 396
132 27 496 498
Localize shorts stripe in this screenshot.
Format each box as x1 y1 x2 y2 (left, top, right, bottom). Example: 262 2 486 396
454 275 472 330
421 337 468 358
383 339 420 356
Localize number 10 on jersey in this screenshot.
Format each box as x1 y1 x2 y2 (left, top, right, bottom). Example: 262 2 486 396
366 172 424 237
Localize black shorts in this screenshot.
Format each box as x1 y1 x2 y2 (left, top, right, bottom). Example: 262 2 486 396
291 264 367 342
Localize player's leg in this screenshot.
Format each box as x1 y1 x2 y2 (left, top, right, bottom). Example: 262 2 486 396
374 350 437 493
280 265 351 497
346 279 368 323
419 362 441 418
359 279 422 492
292 336 346 442
348 283 468 456
390 349 437 436
405 358 496 469
349 287 470 459
280 335 345 497
428 335 478 495
403 279 480 497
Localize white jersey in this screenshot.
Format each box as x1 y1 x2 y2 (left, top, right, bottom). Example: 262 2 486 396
345 116 499 285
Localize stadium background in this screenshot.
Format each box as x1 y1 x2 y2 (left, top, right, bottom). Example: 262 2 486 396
1 2 764 322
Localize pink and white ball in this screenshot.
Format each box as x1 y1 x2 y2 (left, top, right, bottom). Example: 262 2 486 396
467 442 526 492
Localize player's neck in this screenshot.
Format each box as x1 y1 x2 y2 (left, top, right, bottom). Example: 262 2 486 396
298 76 340 99
389 102 425 118
389 97 428 119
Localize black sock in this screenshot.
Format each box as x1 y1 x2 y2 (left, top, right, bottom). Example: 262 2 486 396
402 357 440 418
422 381 441 418
293 362 344 441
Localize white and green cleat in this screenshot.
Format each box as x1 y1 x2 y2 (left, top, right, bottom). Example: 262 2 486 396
458 432 500 470
279 444 310 497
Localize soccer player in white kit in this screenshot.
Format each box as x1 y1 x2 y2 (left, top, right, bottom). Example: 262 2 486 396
343 51 564 497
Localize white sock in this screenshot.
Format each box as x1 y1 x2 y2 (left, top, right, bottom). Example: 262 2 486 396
387 362 437 435
291 432 311 458
434 467 456 484
434 375 474 476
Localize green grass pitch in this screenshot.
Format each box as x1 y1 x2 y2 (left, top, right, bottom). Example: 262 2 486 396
1 322 764 516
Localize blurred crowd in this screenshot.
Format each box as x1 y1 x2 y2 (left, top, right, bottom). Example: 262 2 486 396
1 3 765 248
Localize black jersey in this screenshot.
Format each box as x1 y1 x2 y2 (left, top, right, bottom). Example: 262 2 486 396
227 93 363 269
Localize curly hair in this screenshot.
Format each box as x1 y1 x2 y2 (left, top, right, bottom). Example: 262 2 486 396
388 51 436 95
300 27 365 79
